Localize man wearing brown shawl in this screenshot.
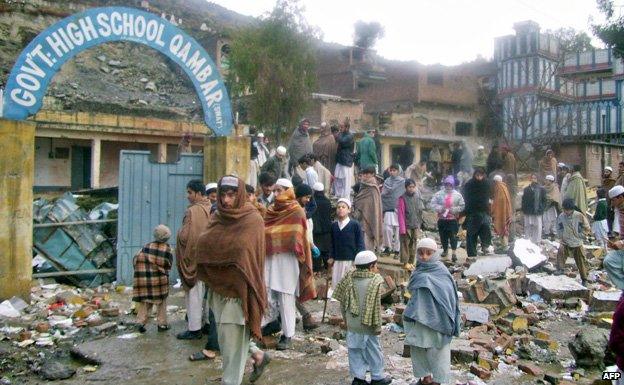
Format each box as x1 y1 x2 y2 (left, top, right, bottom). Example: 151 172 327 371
491 175 513 247
195 176 270 385
313 122 337 174
176 179 213 340
263 178 316 350
539 150 557 181
353 166 383 251
501 145 517 185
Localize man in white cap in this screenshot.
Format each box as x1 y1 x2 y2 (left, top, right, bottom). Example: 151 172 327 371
557 163 571 196
205 182 218 205
333 250 392 385
330 198 365 293
261 145 288 179
605 185 624 289
472 145 488 170
256 133 270 167
263 177 316 350
603 166 617 234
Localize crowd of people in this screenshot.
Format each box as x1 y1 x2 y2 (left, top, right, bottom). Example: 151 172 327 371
133 122 624 385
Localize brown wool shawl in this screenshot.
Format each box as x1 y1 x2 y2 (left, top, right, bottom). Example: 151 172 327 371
353 177 383 248
176 198 212 290
195 177 267 340
264 189 316 302
313 131 338 172
492 181 513 237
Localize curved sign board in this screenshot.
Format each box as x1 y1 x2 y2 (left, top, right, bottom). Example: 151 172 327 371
1 6 233 136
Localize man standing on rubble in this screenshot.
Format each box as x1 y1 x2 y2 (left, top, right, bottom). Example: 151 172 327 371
556 198 591 286
176 179 213 340
604 186 624 290
521 173 547 245
564 165 588 215
462 168 494 257
603 166 617 234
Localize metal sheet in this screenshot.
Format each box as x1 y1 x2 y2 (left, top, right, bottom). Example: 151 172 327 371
117 151 204 285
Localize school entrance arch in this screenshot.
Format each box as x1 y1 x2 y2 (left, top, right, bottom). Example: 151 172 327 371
1 6 233 136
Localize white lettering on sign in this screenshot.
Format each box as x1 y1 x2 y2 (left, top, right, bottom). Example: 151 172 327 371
6 7 230 133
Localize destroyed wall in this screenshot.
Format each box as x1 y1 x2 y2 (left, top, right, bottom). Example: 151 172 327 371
556 142 624 187
417 68 480 108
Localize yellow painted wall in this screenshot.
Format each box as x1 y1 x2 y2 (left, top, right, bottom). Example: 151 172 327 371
203 136 250 184
0 119 34 301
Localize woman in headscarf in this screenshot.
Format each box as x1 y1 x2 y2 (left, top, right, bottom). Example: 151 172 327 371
195 176 270 385
263 178 316 350
403 238 461 385
491 175 513 247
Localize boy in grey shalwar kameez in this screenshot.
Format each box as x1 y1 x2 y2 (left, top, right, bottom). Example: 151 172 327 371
333 251 392 385
404 238 461 385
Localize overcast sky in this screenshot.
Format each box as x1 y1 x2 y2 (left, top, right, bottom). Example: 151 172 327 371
210 0 607 65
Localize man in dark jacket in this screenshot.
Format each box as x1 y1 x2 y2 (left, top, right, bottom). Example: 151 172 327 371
451 142 463 178
311 182 332 271
334 120 355 199
398 141 415 172
486 145 504 176
521 173 547 244
463 168 493 257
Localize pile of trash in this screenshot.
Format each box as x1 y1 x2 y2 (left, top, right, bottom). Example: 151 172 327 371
32 193 117 287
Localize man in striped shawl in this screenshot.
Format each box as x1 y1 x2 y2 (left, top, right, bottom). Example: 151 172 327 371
133 225 173 332
262 178 316 350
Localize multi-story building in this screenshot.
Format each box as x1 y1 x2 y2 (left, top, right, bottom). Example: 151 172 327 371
316 43 494 170
495 20 624 185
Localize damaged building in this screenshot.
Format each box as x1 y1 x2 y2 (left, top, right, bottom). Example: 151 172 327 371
315 43 496 169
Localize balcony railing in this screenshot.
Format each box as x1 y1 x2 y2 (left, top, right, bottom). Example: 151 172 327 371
561 49 613 74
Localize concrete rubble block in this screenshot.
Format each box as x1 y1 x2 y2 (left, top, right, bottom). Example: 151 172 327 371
590 290 622 313
460 303 497 324
469 362 492 380
93 321 117 334
510 238 549 270
568 326 610 369
464 255 513 277
450 338 480 363
37 361 76 380
482 280 517 307
526 273 590 302
518 362 545 377
544 372 561 385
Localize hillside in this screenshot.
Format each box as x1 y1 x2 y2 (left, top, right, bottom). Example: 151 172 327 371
0 0 256 121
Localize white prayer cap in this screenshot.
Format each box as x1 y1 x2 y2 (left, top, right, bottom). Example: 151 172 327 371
153 224 171 242
416 237 438 251
609 185 624 199
337 197 352 208
257 133 264 138
477 145 485 150
354 250 377 266
493 174 503 182
276 146 287 156
557 162 566 168
220 176 239 187
205 182 218 191
605 166 613 172
545 175 555 182
320 121 327 128
275 178 293 188
312 182 324 192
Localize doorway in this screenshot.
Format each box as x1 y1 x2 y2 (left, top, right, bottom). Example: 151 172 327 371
71 146 92 190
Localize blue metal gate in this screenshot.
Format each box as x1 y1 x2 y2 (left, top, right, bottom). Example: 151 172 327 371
117 151 204 285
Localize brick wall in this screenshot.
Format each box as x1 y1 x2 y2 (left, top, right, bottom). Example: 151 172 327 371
417 70 479 107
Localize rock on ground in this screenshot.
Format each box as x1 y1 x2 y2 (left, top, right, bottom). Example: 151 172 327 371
568 326 610 369
38 361 76 380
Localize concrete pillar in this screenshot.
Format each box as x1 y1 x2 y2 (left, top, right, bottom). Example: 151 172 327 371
414 141 421 163
91 138 101 189
0 119 35 301
203 136 250 184
382 141 391 170
157 142 167 163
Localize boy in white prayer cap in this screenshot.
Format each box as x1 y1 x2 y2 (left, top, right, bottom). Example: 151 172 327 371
333 250 392 385
329 198 365 292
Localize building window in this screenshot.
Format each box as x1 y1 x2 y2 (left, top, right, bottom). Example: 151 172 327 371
455 122 472 136
54 147 70 159
427 72 443 86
